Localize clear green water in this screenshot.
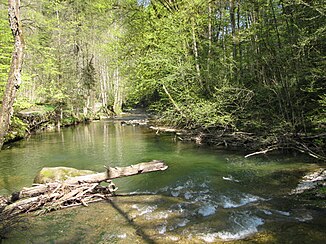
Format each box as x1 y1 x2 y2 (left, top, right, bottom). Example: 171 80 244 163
1 122 325 243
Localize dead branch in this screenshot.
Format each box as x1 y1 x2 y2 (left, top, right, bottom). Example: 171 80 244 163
244 139 326 161
245 147 278 158
149 126 186 134
64 160 168 184
2 160 168 216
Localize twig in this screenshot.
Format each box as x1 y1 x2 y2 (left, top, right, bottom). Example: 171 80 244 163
245 147 277 158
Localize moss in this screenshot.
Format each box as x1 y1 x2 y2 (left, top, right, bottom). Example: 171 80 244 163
34 167 95 184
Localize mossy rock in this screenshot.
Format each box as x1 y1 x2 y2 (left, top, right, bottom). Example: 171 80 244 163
34 167 96 184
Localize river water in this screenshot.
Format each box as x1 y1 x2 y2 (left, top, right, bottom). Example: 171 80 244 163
0 121 325 243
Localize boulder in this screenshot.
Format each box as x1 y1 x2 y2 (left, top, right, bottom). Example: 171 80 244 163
34 167 96 184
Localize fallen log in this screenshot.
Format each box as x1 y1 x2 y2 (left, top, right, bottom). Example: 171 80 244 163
149 126 186 134
65 160 168 184
3 160 168 216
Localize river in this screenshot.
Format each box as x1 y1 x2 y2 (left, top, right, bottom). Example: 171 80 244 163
0 121 325 243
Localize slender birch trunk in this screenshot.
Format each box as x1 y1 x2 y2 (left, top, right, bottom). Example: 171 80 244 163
191 17 202 89
0 0 24 150
113 67 122 115
206 2 212 94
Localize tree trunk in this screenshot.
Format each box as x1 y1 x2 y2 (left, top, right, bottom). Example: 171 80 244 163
230 0 237 60
162 84 185 118
0 0 24 150
113 67 123 115
191 17 202 89
206 2 212 94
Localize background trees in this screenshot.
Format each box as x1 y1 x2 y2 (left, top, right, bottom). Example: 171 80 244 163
123 0 325 135
11 0 128 117
0 0 324 152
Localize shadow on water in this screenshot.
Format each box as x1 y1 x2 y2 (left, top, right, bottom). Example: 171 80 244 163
107 197 156 244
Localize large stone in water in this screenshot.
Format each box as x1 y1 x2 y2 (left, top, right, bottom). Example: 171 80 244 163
34 167 95 184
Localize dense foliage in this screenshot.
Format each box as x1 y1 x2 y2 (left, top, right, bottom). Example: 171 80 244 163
123 0 325 134
0 0 325 153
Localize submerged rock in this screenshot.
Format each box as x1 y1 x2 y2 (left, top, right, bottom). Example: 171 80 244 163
34 167 95 184
198 204 217 217
290 168 326 195
290 168 326 207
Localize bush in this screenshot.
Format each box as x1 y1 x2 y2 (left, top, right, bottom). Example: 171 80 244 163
4 117 28 143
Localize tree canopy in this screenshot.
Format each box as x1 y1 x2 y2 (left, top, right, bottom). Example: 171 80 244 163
0 0 325 155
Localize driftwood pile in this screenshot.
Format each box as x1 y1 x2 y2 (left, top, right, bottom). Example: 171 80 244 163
1 160 168 216
149 126 326 161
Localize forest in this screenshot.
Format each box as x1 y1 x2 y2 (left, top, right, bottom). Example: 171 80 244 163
0 0 325 158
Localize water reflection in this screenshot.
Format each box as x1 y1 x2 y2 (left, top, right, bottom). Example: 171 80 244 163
0 122 152 194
